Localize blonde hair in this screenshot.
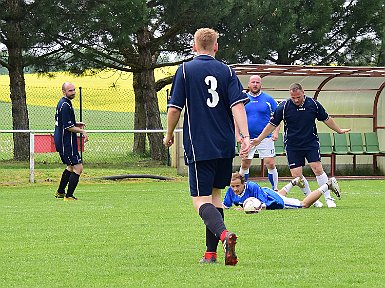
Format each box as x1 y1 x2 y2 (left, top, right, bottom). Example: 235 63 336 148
194 28 218 51
231 172 245 184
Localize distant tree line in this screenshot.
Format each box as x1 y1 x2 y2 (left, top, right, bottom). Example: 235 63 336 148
1 0 384 161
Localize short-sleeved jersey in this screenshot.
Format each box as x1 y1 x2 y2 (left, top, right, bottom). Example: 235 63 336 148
223 181 284 210
167 55 248 164
269 96 329 151
245 92 277 138
54 97 78 154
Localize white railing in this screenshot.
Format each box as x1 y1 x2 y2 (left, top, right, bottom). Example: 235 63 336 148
0 129 182 183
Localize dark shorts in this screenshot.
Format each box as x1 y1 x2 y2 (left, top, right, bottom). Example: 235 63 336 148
188 158 233 197
286 149 321 169
59 153 82 166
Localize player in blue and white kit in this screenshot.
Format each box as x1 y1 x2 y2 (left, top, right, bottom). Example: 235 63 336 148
252 83 350 208
54 82 88 201
163 28 250 265
236 75 280 189
223 172 341 210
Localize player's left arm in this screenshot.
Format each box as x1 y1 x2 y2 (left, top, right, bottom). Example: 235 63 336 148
323 117 351 134
67 126 88 142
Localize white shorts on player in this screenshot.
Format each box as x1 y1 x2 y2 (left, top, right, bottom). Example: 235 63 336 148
276 194 302 209
247 137 276 159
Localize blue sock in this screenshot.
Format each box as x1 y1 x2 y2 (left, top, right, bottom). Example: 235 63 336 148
244 173 249 181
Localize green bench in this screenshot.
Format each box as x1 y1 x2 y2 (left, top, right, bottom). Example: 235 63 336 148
364 132 385 171
330 132 385 174
319 132 385 175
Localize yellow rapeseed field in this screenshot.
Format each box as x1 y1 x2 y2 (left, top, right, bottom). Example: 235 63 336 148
0 67 177 112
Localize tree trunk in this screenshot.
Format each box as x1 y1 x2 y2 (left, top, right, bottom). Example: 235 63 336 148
6 0 30 161
133 77 146 154
135 27 167 162
377 25 385 66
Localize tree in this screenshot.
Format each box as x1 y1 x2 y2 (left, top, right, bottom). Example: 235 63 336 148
216 0 385 66
0 0 31 160
0 0 71 161
30 0 237 162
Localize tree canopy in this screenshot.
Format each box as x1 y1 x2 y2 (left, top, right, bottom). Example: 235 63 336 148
1 0 384 161
216 0 385 66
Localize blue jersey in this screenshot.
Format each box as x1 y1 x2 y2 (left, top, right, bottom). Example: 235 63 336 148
168 55 248 164
269 96 329 151
223 181 284 210
54 97 78 154
245 92 277 139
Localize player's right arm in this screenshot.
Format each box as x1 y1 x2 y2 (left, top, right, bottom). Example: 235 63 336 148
234 121 243 143
251 123 276 147
271 124 281 141
232 102 250 158
163 107 181 147
253 101 284 146
222 187 234 209
164 65 185 148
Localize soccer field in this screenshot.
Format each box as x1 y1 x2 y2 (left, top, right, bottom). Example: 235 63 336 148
1 179 384 287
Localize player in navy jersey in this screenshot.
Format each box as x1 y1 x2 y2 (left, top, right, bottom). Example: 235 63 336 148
223 172 341 210
54 82 88 201
236 75 280 190
251 83 350 208
163 28 250 265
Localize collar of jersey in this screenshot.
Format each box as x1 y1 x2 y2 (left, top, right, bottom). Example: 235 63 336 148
247 91 262 98
237 183 247 197
195 54 215 59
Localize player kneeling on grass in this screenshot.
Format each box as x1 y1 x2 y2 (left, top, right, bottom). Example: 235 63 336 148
223 172 341 210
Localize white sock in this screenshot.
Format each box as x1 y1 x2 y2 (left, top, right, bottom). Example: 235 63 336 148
282 182 293 193
318 183 329 194
300 176 312 196
268 167 279 190
239 167 249 177
316 172 331 199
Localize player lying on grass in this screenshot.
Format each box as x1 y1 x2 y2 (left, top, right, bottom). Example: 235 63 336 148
223 172 341 210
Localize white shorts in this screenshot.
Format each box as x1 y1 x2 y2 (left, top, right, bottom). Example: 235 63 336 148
277 193 302 209
247 137 276 160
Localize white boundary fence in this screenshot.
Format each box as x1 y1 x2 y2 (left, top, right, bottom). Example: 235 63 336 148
0 129 183 183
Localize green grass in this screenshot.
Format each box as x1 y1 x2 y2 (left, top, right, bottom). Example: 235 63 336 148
1 178 385 287
0 160 178 185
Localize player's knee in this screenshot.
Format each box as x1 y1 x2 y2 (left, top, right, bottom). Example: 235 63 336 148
265 162 276 170
301 201 310 208
73 164 83 175
241 159 252 168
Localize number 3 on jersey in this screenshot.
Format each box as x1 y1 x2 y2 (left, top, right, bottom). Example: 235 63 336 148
205 76 219 107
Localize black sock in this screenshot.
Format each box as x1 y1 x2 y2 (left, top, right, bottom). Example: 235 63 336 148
57 169 71 193
199 203 226 239
205 207 224 252
66 172 80 197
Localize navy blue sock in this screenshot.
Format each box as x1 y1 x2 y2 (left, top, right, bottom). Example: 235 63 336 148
58 169 71 193
205 207 224 252
66 172 80 197
199 203 226 239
